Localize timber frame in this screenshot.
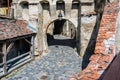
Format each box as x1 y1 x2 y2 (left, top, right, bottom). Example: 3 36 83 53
0 34 36 78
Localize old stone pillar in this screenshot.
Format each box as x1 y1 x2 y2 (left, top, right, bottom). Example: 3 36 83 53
42 2 51 54
49 2 56 35
66 20 69 36
65 3 71 18
50 2 56 19
65 3 71 36
37 3 44 55
27 2 39 56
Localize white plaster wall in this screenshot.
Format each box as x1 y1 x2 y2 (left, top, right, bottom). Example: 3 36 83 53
29 5 38 19
22 9 29 21
81 15 97 55
81 3 95 14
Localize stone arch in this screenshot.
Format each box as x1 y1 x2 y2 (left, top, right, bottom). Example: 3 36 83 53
45 18 78 50
37 0 79 53
72 0 80 3
19 1 29 9
46 18 76 30
46 18 77 30
39 0 49 2
40 0 50 13
18 0 29 4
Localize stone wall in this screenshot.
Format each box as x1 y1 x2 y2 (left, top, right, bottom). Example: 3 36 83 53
11 0 98 56
115 11 120 54
70 1 119 80
80 15 96 56
81 0 95 14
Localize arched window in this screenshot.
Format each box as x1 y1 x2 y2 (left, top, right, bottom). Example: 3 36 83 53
72 0 80 9
40 0 50 17
71 0 80 18
20 1 29 9
40 0 49 10
56 0 65 17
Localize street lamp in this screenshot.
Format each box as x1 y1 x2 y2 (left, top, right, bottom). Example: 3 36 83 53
58 10 62 20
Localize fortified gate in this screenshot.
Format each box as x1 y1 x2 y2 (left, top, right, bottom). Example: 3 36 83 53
1 0 120 79
10 0 102 57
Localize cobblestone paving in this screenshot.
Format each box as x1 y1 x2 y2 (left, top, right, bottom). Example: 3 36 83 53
7 35 82 80
7 46 81 80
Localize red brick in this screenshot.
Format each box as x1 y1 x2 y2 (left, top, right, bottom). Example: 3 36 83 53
90 54 101 61
71 1 119 80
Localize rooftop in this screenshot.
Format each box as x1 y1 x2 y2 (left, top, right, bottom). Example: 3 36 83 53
0 18 35 41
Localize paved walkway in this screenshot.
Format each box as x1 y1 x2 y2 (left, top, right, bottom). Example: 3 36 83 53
8 35 82 80
7 35 82 80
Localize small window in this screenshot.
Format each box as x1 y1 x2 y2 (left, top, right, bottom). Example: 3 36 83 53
56 1 65 10
20 1 29 9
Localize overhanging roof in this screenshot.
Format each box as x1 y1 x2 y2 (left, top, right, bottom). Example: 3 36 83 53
0 18 36 42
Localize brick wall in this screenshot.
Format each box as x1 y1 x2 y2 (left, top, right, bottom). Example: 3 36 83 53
70 1 119 80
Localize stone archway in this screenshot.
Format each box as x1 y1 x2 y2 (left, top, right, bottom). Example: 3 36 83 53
45 18 78 52
37 0 80 55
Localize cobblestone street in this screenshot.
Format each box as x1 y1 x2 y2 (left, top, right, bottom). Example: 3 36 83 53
7 35 82 80
0 0 118 80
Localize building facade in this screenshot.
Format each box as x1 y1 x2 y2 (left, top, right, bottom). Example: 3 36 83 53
10 0 100 56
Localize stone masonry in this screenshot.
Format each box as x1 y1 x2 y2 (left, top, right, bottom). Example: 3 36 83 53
5 0 120 79
11 0 97 56
70 0 120 80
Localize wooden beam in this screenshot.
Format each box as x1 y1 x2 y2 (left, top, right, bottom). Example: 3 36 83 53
30 36 35 59
0 55 33 78
24 39 32 46
2 43 7 74
7 43 14 53
7 51 31 64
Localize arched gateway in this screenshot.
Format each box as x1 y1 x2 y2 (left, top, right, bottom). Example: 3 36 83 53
11 0 97 57
46 19 78 51
37 0 81 55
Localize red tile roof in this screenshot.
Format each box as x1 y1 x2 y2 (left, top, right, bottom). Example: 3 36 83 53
70 0 119 80
0 19 35 41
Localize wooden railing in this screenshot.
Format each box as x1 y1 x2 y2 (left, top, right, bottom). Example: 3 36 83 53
0 36 35 78
0 51 34 78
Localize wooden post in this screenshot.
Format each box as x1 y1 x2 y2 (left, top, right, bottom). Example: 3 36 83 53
2 43 7 74
7 43 14 53
30 36 35 59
